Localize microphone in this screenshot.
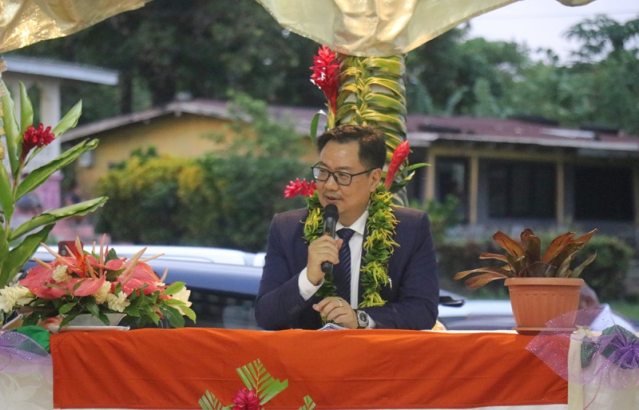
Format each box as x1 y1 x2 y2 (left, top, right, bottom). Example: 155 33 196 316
321 204 339 274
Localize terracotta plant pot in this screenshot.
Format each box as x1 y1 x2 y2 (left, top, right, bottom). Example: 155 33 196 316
505 277 584 335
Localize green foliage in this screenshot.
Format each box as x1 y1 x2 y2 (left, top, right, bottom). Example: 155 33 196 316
573 235 634 301
411 195 463 244
96 94 308 250
96 153 193 243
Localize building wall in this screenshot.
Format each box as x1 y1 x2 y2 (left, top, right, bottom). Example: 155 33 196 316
73 114 230 198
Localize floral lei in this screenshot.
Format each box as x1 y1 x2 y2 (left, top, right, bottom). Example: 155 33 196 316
303 184 398 308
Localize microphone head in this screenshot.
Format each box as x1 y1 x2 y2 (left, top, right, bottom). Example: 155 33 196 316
323 204 338 220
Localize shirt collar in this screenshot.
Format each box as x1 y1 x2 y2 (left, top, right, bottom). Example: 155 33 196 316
337 209 368 236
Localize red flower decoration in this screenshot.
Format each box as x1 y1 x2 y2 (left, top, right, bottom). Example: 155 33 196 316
310 45 340 115
232 388 262 410
384 140 410 191
22 123 55 158
284 178 317 198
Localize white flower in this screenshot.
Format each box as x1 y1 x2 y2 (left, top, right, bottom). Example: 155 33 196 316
52 265 70 283
172 287 192 315
106 291 130 312
0 285 35 313
93 281 112 304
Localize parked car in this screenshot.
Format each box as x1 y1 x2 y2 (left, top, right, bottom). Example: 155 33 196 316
24 244 515 330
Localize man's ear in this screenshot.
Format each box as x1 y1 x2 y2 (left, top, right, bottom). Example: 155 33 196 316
369 168 382 191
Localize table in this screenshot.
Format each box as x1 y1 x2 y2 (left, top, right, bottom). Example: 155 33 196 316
50 329 567 410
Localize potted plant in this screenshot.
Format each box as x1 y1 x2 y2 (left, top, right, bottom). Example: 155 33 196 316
454 228 597 334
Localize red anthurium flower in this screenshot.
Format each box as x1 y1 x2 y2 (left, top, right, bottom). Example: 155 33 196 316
68 275 106 297
117 262 162 296
384 140 410 191
232 388 262 410
21 123 55 159
310 45 340 115
284 178 317 198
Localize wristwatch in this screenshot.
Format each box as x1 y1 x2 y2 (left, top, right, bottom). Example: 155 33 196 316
356 310 370 329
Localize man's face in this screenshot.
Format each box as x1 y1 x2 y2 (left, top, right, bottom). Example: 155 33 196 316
316 141 381 226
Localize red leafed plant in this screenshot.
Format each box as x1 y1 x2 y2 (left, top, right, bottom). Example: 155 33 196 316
454 228 598 289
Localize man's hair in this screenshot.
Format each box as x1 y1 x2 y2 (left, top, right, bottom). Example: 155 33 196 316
316 124 386 170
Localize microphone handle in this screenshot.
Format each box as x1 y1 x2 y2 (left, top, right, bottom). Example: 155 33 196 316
321 260 333 275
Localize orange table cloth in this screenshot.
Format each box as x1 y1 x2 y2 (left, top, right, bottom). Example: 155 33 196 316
51 329 567 409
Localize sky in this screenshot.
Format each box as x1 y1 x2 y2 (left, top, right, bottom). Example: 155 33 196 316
465 0 639 62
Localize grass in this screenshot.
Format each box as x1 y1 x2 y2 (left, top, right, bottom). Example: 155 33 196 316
609 300 639 322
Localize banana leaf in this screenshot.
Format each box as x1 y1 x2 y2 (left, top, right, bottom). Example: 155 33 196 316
10 196 107 240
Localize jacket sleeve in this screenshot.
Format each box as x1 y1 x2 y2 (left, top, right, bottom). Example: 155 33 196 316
254 213 315 330
363 210 439 330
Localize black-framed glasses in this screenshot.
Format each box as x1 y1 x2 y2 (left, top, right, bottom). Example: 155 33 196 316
311 165 376 186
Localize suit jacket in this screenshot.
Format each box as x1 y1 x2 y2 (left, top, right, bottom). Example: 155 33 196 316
254 206 439 330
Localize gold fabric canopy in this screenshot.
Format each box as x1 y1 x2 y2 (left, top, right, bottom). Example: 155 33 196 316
0 0 151 53
256 0 597 57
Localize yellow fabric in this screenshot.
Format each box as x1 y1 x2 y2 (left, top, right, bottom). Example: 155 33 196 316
0 0 151 53
256 0 599 57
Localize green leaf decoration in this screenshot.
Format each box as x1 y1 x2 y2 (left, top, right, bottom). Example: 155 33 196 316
0 224 54 289
19 82 33 134
198 390 231 410
298 395 317 410
10 197 107 240
236 359 289 406
1 86 21 175
16 138 99 200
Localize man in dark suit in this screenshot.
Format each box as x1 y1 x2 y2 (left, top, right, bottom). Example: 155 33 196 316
255 125 438 330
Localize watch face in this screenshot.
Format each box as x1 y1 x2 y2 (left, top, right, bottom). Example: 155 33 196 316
357 311 368 327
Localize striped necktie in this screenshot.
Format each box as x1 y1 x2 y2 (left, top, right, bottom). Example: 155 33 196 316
333 228 355 302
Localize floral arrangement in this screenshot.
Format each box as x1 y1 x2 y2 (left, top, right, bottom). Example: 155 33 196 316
198 358 315 410
0 79 107 295
310 45 340 131
0 237 195 328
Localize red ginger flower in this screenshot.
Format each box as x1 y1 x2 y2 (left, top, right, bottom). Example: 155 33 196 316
284 178 317 198
310 45 340 115
232 388 262 410
22 123 55 158
384 140 410 191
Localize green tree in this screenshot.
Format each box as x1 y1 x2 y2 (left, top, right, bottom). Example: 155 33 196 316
179 93 310 251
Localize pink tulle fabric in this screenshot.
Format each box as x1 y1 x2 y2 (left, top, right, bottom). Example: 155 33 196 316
527 308 639 390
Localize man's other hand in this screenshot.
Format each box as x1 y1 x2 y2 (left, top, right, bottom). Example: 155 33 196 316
313 297 358 329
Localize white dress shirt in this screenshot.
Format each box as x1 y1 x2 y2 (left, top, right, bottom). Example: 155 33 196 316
298 210 368 308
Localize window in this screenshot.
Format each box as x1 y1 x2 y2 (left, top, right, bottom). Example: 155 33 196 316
487 161 555 218
436 157 469 221
574 166 633 221
187 288 259 329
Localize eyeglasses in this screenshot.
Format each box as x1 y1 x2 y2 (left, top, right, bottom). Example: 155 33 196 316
311 165 376 186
